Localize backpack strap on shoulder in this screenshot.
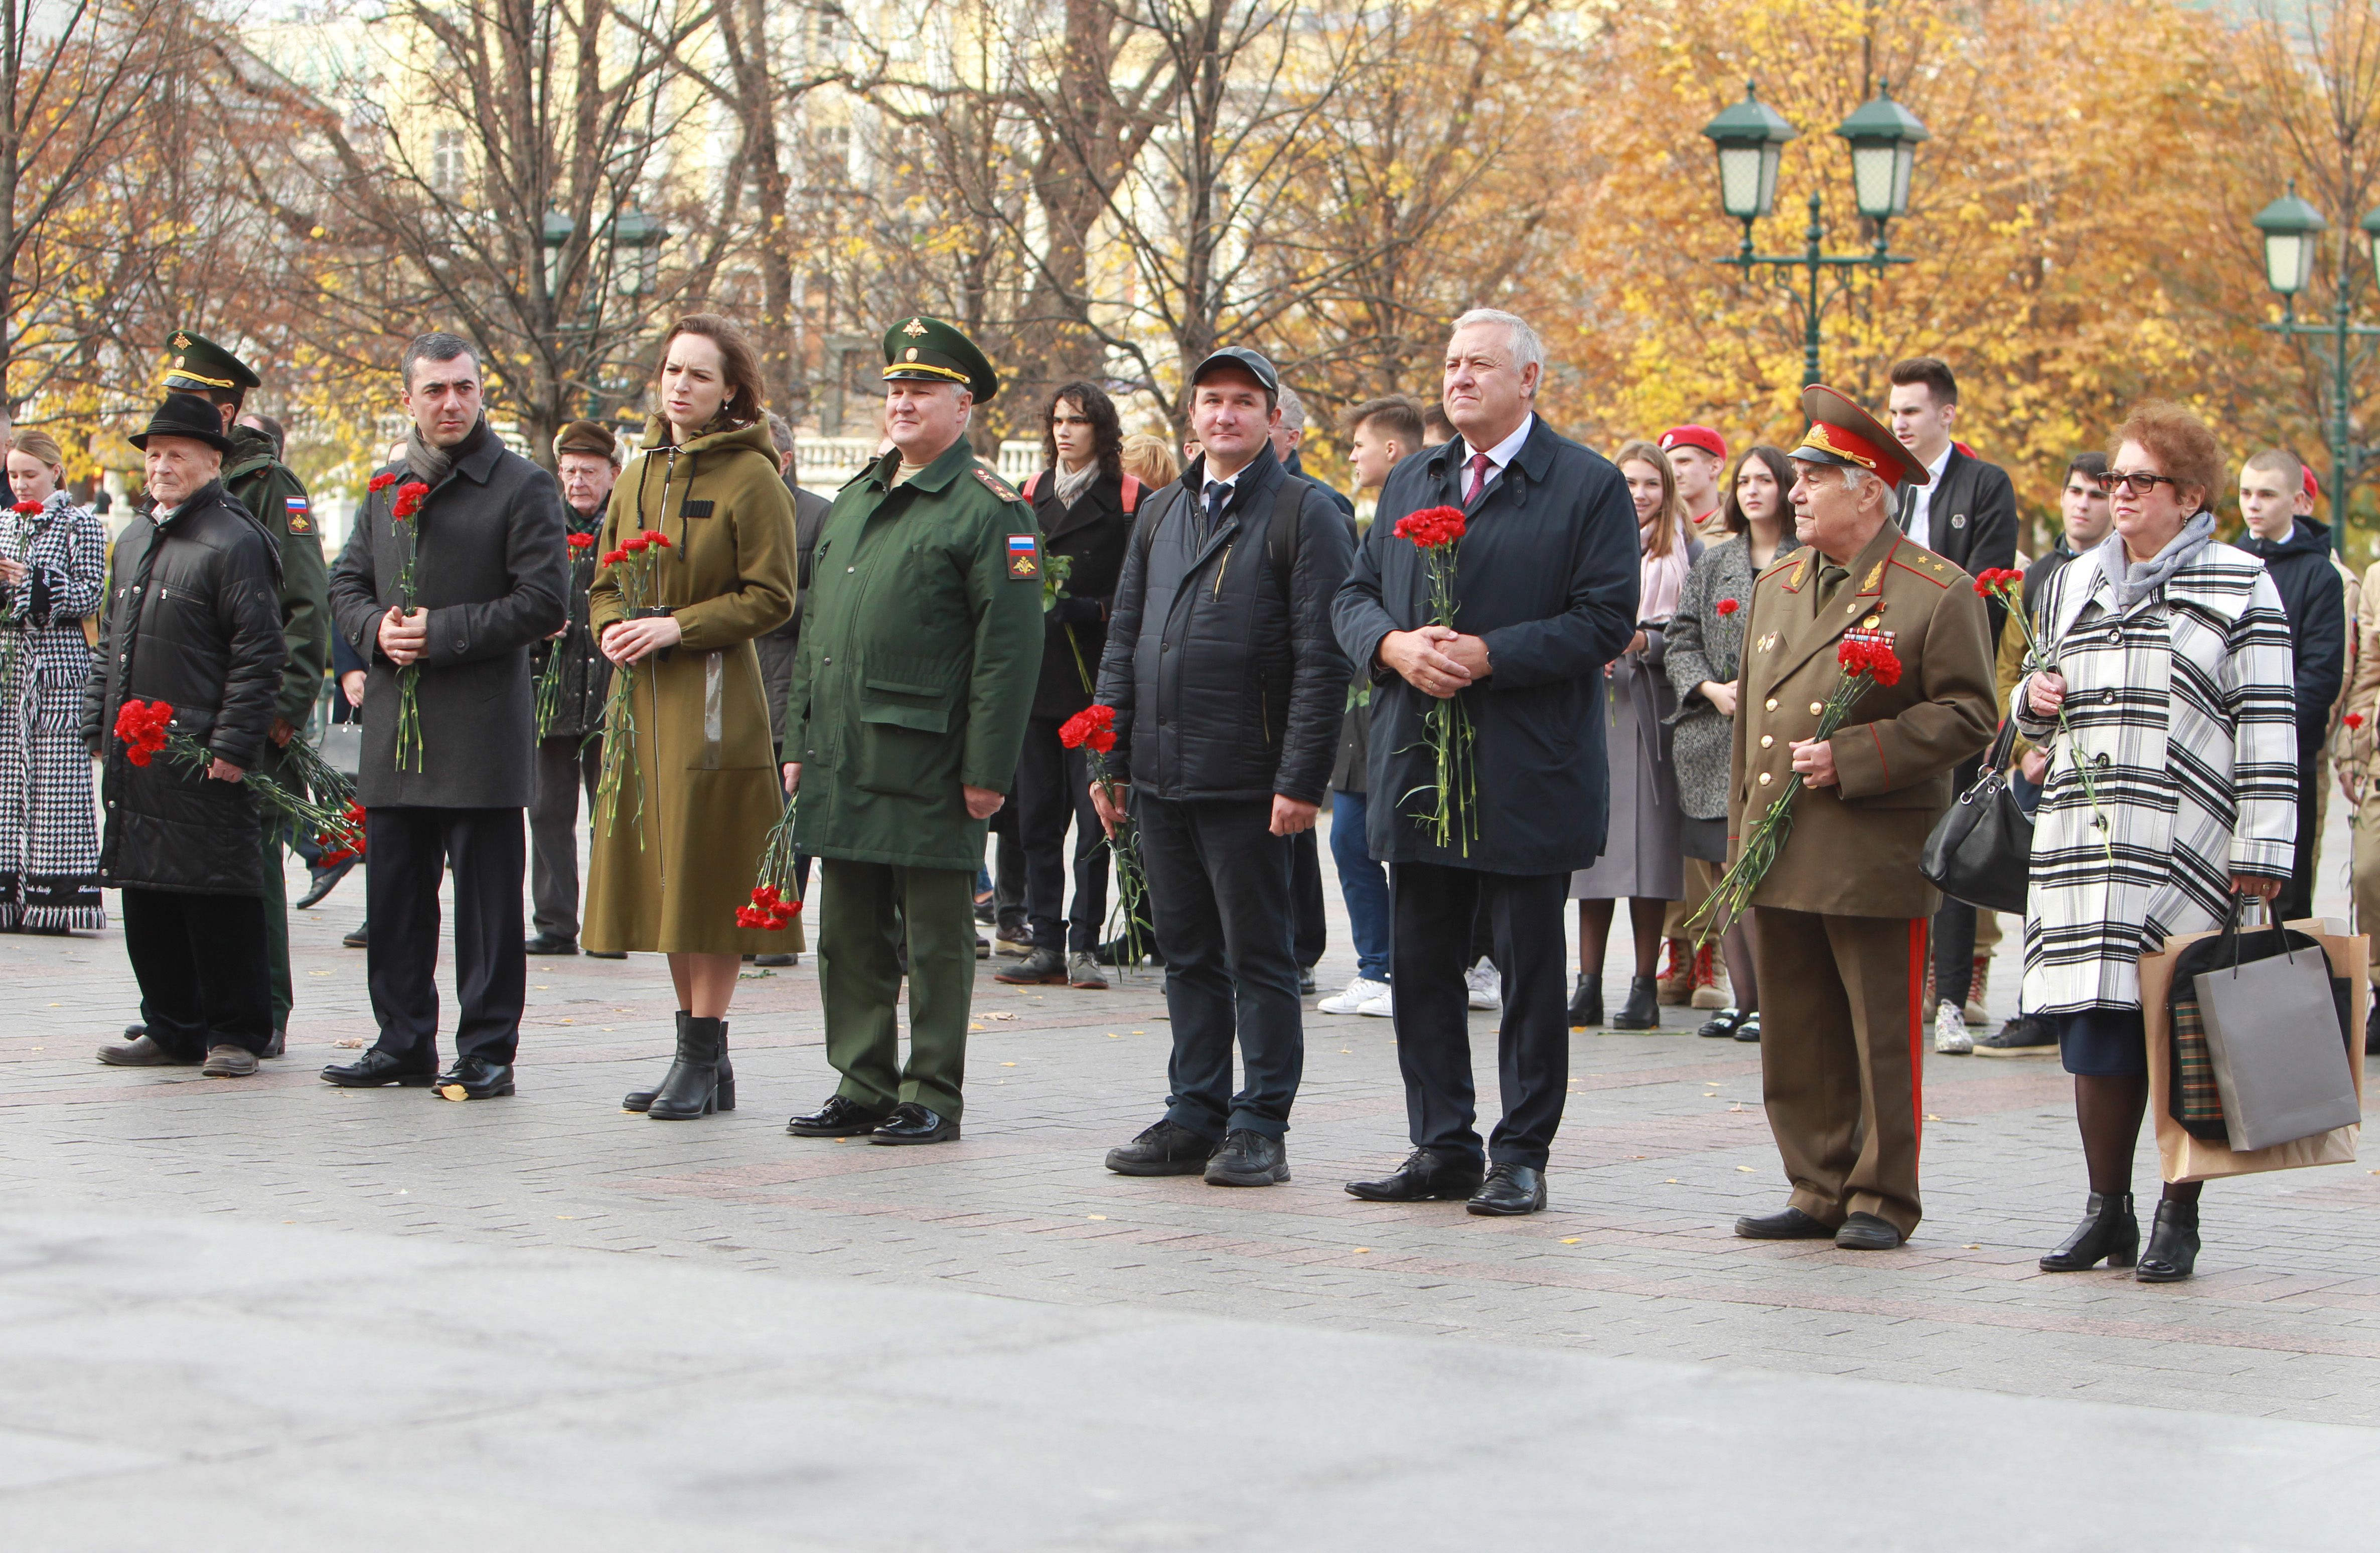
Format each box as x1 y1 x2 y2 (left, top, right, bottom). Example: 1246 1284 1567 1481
1021 470 1040 502
1120 474 1141 514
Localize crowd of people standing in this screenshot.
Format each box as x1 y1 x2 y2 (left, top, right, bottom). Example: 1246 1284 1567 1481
8 302 2368 1283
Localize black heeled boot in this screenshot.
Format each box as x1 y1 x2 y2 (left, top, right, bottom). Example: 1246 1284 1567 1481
1609 975 1661 1030
649 1016 725 1120
625 1016 735 1114
2136 1197 2200 1283
2038 1191 2138 1272
1567 976 1602 1029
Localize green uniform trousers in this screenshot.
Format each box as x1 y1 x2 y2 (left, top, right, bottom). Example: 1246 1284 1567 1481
1753 907 1926 1239
261 820 291 1034
818 860 976 1120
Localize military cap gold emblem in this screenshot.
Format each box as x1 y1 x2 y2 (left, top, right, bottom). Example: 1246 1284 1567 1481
172 332 191 350
903 318 929 337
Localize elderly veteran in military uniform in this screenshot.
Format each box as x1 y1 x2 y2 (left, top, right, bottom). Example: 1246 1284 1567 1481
781 317 1044 1146
127 331 331 1059
1728 385 1997 1252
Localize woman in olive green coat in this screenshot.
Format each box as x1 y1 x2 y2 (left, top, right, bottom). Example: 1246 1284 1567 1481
585 314 797 1120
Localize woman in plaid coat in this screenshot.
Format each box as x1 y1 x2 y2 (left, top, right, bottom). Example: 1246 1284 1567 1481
2014 402 2297 1286
0 431 105 931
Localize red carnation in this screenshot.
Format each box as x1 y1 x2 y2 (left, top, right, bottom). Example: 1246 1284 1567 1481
11 500 40 515
1840 635 1902 688
567 532 595 551
1394 505 1467 551
2349 713 2367 731
1715 597 1739 616
622 536 649 554
392 481 429 521
601 548 628 566
734 906 766 928
1058 703 1117 753
643 529 671 549
113 697 173 766
368 472 398 493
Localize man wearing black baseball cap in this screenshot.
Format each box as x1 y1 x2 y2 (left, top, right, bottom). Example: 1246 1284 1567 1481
1094 345 1354 1188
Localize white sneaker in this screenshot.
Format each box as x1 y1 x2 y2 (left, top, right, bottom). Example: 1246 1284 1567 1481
1933 1000 1973 1055
1319 975 1389 1016
1356 980 1394 1018
1465 959 1502 1011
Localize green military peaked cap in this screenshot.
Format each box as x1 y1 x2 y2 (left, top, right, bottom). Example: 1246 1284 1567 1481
161 330 260 394
881 315 999 404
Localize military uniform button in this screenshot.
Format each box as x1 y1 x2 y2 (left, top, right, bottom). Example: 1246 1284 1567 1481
1810 701 1823 715
1757 771 1773 786
1764 697 1777 711
847 566 855 573
1759 735 1773 748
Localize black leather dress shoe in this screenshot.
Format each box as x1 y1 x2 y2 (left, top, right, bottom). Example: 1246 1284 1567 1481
96 1033 198 1066
341 922 369 949
871 1102 959 1144
1466 1162 1547 1216
1344 1148 1485 1202
321 1048 437 1088
1105 1120 1218 1176
786 1095 892 1137
1298 966 1317 997
585 949 626 960
261 1029 286 1059
433 1056 515 1101
295 856 354 910
1835 1211 1904 1250
1734 1205 1838 1239
524 931 579 956
1205 1129 1289 1186
752 953 797 967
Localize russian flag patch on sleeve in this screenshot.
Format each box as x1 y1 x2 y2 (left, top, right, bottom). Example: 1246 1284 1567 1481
285 495 312 534
1007 532 1039 579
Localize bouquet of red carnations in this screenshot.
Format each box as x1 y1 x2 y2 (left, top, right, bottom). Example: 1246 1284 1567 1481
736 795 805 933
1059 702 1150 969
1393 505 1477 854
593 528 673 845
365 473 432 771
536 531 597 739
1689 630 1901 941
113 698 364 856
1973 567 2110 864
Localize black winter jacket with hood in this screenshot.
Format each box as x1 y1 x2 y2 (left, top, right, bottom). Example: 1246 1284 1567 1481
2241 515 2347 731
80 479 286 894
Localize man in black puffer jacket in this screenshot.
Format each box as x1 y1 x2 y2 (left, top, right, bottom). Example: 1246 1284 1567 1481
83 393 287 1078
1092 346 1354 1188
2240 447 2347 921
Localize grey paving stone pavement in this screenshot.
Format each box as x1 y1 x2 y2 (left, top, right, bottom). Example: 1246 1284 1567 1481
4 796 2378 1545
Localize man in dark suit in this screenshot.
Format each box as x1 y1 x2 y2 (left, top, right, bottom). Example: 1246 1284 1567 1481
322 333 568 1099
1334 307 1640 1216
1885 355 2017 1055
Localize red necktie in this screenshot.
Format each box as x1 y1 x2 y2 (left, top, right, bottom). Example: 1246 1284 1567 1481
1465 452 1492 504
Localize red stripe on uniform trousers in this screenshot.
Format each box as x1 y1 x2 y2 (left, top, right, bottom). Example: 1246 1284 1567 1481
1907 917 1926 1160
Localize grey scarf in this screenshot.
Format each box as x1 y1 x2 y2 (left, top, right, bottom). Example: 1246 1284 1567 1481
1052 458 1099 510
405 415 490 484
2097 507 2216 611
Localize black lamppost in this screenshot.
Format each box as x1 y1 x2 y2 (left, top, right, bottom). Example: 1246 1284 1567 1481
1702 80 1931 387
2252 181 2380 555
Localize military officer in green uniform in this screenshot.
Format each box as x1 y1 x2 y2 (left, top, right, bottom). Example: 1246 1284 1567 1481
781 317 1044 1144
161 331 332 1054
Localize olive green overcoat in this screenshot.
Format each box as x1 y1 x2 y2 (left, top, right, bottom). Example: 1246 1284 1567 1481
786 439 1044 871
583 419 799 955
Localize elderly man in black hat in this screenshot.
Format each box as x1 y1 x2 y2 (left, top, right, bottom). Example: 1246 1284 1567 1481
112 331 331 1057
86 395 287 1078
323 332 567 1101
524 419 619 958
1092 346 1354 1188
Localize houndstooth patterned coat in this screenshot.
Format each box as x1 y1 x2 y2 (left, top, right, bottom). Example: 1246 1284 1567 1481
0 489 105 928
2014 538 2297 1014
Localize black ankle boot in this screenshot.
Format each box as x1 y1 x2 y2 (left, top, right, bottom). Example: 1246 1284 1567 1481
625 1016 734 1114
649 1016 724 1121
2136 1197 2201 1283
1609 975 1661 1030
1567 976 1602 1029
2038 1191 2138 1272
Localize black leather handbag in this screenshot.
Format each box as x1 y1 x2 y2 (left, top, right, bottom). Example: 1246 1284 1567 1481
1919 718 2031 913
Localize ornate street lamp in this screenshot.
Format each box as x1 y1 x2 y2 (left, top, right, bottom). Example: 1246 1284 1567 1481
1702 78 1929 387
540 210 575 297
613 208 667 298
2252 180 2380 554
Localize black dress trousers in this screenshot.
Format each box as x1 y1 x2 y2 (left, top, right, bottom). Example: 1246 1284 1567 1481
1388 862 1571 1168
364 806 527 1065
1014 714 1107 954
121 887 272 1057
1136 793 1304 1140
1291 826 1326 969
2279 718 2325 924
